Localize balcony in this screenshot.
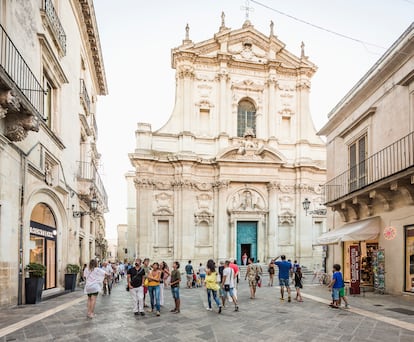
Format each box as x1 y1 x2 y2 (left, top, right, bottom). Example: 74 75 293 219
324 131 414 208
0 24 45 141
80 79 90 115
41 0 66 56
76 161 108 211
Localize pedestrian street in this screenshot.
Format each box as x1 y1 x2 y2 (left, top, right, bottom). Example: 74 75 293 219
2 276 414 342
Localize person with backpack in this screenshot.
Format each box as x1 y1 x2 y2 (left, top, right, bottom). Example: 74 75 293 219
185 260 194 289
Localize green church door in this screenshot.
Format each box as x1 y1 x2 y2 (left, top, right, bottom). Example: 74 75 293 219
237 221 257 265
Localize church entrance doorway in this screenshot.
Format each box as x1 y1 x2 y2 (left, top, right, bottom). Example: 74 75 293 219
237 221 257 265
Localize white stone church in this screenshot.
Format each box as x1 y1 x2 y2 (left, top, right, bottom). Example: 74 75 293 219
127 15 327 269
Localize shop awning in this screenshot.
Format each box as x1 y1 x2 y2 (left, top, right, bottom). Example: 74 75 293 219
316 216 380 245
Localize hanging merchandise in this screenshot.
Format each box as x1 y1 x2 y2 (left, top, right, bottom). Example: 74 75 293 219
372 248 385 294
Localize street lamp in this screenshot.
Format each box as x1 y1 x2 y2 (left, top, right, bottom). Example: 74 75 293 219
73 197 98 218
302 198 311 215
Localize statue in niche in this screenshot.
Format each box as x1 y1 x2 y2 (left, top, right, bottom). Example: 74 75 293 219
44 162 53 186
237 127 257 155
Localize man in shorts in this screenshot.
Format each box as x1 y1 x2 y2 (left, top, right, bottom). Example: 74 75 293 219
170 261 181 313
275 255 292 302
221 260 239 311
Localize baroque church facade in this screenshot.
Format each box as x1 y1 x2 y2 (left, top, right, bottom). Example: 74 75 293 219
128 15 326 268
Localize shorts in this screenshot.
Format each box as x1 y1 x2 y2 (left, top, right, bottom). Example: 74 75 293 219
332 288 340 301
339 287 345 297
186 274 193 282
200 274 206 279
279 278 290 287
227 287 236 297
219 285 226 297
87 292 98 297
171 286 180 299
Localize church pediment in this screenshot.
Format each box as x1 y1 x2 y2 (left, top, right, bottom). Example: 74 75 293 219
172 21 316 71
217 145 286 164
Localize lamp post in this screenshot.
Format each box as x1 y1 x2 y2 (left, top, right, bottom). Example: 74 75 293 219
302 198 311 216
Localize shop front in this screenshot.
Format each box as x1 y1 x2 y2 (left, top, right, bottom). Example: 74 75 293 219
317 216 380 293
405 225 414 293
29 203 57 289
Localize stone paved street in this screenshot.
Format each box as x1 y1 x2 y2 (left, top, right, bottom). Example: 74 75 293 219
1 275 414 342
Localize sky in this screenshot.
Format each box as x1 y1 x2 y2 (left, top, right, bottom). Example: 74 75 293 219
93 0 414 242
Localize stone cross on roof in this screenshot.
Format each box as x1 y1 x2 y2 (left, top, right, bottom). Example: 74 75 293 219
241 0 254 21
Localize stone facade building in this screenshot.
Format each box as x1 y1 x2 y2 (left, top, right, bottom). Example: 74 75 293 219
318 23 414 295
128 16 326 268
0 0 107 306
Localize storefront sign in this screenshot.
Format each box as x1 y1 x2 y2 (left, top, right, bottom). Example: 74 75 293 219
30 226 55 239
350 245 360 294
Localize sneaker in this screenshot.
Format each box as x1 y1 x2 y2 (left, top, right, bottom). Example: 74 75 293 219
280 297 284 300
206 307 212 311
234 306 239 312
134 312 139 316
140 312 145 316
288 297 291 303
344 304 349 309
147 309 153 313
156 311 160 316
170 309 177 312
174 310 180 314
218 306 222 314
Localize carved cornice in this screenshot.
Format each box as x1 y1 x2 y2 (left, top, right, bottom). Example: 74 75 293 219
76 0 107 95
194 211 214 225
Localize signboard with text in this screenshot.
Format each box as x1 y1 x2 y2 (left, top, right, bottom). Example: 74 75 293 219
350 245 360 294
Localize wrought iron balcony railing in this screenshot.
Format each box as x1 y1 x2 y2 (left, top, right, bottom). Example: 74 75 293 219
80 79 90 114
77 161 108 209
90 113 98 138
324 131 414 203
42 0 66 56
0 24 45 117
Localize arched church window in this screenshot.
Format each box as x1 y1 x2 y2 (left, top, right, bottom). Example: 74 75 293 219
237 99 256 137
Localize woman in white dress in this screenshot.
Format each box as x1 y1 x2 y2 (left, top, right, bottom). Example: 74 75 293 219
84 259 107 318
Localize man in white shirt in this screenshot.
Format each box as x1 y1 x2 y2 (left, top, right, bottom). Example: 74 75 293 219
221 260 239 312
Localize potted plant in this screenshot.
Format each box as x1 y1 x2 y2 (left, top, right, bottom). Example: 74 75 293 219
64 264 81 292
25 263 46 304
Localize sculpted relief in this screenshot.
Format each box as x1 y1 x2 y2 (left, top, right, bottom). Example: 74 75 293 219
228 188 266 212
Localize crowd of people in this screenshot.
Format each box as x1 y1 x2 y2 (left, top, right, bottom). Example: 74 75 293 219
82 255 349 319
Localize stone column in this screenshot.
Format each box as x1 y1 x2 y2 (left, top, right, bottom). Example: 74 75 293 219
267 78 277 138
267 182 279 258
217 71 229 134
216 180 229 260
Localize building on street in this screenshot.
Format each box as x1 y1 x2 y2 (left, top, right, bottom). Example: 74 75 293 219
0 0 108 306
318 23 414 295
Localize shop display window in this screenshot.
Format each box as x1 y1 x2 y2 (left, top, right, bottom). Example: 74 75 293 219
30 236 44 264
405 225 414 292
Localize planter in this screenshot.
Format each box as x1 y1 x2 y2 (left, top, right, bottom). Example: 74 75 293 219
25 277 44 304
64 273 78 292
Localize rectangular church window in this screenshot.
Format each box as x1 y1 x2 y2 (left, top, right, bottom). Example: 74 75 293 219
157 220 169 246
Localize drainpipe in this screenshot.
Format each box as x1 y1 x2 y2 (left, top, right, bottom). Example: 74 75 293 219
17 152 26 305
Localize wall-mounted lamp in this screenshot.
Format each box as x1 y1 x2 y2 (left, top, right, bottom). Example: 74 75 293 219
302 198 311 215
73 197 98 218
302 197 327 216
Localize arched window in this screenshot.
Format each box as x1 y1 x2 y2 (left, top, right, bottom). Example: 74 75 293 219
237 100 256 137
